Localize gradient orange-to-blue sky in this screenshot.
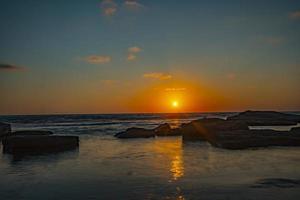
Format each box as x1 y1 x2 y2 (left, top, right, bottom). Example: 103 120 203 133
0 0 300 114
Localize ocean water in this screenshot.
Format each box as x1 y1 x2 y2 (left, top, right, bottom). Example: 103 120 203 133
0 113 300 200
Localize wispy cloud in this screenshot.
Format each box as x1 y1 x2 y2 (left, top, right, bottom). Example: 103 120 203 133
101 79 118 86
128 46 142 53
127 46 142 61
226 73 236 80
85 55 111 64
124 0 145 10
143 72 172 80
0 64 26 72
263 36 285 46
165 88 186 92
289 10 300 19
101 0 117 16
127 54 137 61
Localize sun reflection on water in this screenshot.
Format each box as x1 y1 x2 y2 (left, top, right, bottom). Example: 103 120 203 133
170 155 184 180
146 137 184 182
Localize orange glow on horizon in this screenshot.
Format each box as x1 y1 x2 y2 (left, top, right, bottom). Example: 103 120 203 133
127 78 227 113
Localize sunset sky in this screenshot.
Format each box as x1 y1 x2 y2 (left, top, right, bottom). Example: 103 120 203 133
0 0 300 114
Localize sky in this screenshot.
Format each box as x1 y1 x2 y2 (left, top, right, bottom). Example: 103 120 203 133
0 0 300 115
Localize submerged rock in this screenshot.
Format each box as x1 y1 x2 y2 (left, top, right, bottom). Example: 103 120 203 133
3 135 79 154
227 110 300 126
115 127 155 138
0 122 11 137
251 178 300 188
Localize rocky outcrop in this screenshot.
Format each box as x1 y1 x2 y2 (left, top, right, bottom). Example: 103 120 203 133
227 110 300 126
115 127 155 138
181 116 300 149
154 123 182 136
3 135 79 154
0 122 11 137
115 123 182 138
181 118 249 141
115 111 300 149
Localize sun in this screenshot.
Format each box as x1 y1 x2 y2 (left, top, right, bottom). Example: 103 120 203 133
172 101 179 108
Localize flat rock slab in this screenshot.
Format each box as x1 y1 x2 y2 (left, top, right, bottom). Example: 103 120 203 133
207 129 300 150
3 135 79 154
0 122 11 137
13 130 54 136
227 110 300 125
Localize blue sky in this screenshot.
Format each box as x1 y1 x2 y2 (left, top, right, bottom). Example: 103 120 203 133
0 0 300 114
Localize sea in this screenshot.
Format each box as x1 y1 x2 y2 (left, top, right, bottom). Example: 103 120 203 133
0 112 299 200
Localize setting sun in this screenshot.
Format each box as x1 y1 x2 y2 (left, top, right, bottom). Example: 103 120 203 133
172 101 179 108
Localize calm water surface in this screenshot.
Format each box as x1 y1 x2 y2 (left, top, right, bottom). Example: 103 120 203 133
0 113 299 200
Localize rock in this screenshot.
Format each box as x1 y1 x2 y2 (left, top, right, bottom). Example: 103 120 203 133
202 129 300 150
13 130 53 136
3 135 79 154
0 122 11 137
115 127 155 138
154 123 181 136
227 110 300 126
181 118 249 141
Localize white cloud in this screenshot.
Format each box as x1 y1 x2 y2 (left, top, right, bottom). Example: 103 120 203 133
124 0 145 9
85 55 111 64
143 72 172 80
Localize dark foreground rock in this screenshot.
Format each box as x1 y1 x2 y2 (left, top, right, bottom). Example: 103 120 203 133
3 135 79 154
181 118 249 141
0 122 11 137
227 110 300 125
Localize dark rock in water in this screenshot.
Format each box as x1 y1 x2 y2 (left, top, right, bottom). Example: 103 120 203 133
115 123 182 138
154 123 181 136
3 135 79 154
181 118 249 141
115 127 155 138
0 122 11 137
227 110 300 126
251 178 300 188
13 130 53 136
203 129 300 150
